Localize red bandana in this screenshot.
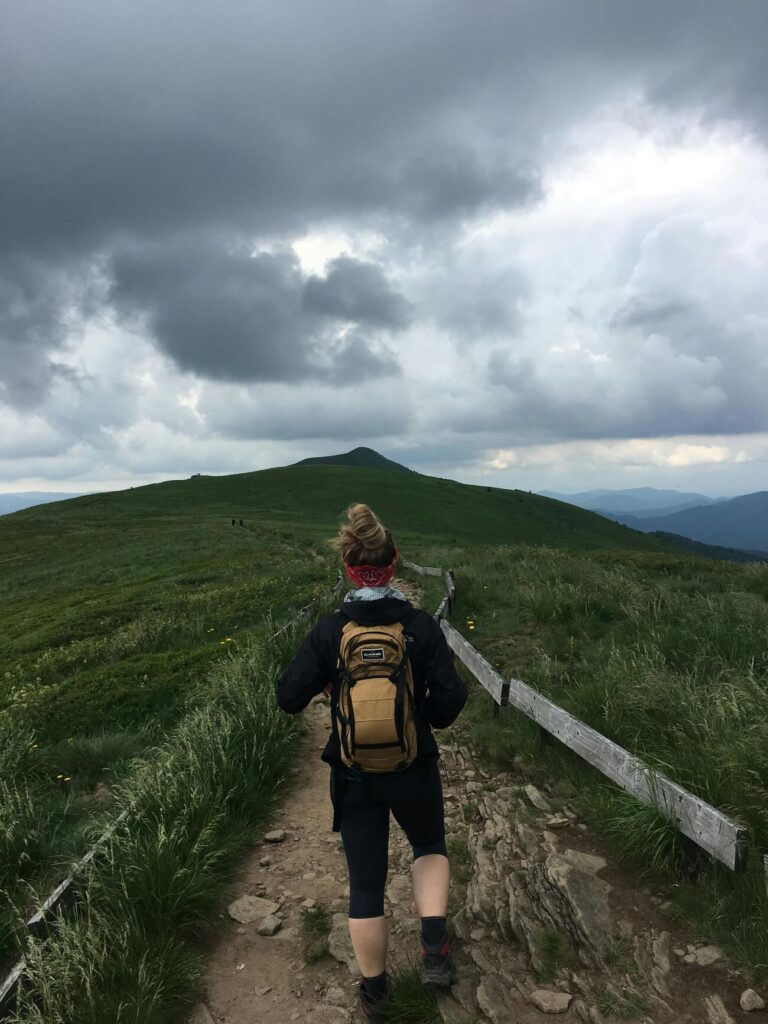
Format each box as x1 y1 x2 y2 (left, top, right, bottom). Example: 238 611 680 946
344 548 398 588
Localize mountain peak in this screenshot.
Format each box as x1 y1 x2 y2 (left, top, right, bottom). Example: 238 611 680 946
292 447 414 473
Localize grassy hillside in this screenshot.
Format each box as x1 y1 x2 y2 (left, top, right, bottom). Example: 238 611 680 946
0 464 679 978
2 460 768 1020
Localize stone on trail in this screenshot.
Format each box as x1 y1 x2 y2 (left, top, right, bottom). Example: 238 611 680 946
254 985 272 996
256 913 282 936
227 895 280 924
684 945 724 966
324 986 346 1004
301 897 317 909
530 989 573 1014
259 855 271 866
704 994 737 1024
328 912 358 973
312 1008 352 1024
264 829 287 843
741 989 766 1012
545 815 570 829
476 974 523 1023
524 784 552 812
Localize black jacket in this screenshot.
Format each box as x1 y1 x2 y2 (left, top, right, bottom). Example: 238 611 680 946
276 596 467 765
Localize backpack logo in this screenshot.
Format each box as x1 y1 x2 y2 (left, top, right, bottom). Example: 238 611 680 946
361 648 385 661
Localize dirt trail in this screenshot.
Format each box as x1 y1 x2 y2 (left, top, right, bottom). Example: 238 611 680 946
191 584 763 1024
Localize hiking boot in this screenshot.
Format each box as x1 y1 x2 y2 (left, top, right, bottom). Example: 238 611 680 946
358 975 390 1022
420 938 458 987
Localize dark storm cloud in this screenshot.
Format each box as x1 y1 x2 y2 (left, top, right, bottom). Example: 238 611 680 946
303 257 412 329
109 241 405 382
4 0 767 263
0 256 99 407
2 0 768 459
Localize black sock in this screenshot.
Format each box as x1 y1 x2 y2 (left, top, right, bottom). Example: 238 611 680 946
420 915 447 947
361 971 388 997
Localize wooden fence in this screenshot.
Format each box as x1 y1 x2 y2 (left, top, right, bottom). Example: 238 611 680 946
403 558 748 873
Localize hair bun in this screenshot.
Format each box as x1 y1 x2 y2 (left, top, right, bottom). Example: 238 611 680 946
331 503 395 567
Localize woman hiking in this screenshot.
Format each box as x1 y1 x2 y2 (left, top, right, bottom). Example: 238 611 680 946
277 503 467 1022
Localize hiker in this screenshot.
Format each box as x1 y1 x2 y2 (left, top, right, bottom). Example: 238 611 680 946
277 503 467 1022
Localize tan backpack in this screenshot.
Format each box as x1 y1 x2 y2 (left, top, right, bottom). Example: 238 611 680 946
334 620 418 772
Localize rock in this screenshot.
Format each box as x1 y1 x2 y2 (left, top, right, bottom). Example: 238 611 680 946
328 913 357 973
188 1006 215 1024
525 784 552 812
652 931 671 975
434 989 471 1023
325 987 346 1004
254 985 272 996
386 875 412 906
274 926 297 942
301 897 317 910
684 945 724 967
264 829 287 843
545 816 570 829
741 990 766 1012
470 927 486 941
529 989 573 1014
256 914 282 936
312 1008 352 1024
477 974 523 1023
573 1000 592 1022
704 994 737 1024
227 895 280 924
259 855 271 866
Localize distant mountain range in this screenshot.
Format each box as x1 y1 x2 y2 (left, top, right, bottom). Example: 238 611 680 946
605 491 768 553
0 491 88 515
540 486 722 516
293 446 414 473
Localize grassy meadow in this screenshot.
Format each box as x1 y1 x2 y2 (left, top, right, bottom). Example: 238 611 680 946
422 542 768 977
2 463 767 1019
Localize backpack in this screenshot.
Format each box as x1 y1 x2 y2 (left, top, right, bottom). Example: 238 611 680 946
334 619 418 772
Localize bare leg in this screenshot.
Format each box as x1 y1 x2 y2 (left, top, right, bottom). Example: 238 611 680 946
411 853 450 917
348 916 388 977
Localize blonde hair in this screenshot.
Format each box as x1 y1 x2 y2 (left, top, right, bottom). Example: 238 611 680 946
331 503 395 566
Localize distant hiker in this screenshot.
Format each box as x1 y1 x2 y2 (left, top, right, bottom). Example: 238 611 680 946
239 518 244 527
231 518 235 526
277 503 466 1022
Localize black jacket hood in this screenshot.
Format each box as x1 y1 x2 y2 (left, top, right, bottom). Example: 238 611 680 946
340 596 416 626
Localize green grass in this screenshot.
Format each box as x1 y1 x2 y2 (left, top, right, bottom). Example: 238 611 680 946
385 965 440 1023
446 543 768 977
300 903 332 963
446 835 472 885
2 459 768 1007
532 928 572 979
8 629 300 1024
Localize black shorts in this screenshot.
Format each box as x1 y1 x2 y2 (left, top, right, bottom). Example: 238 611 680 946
331 757 448 918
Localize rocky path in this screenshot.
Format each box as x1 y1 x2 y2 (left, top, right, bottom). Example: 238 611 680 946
190 591 765 1023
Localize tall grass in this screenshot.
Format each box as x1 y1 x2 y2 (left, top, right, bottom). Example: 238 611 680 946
8 629 301 1024
435 545 768 977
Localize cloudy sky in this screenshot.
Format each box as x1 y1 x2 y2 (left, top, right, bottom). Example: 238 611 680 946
2 1 768 497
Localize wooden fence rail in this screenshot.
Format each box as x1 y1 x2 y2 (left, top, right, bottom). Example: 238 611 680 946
403 558 748 873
